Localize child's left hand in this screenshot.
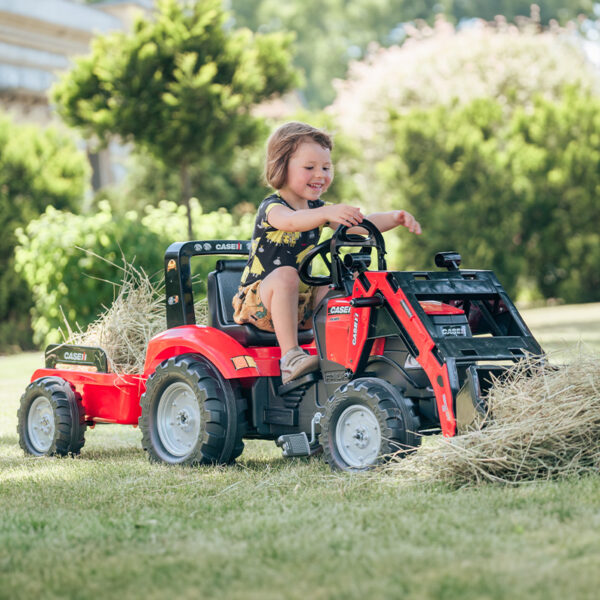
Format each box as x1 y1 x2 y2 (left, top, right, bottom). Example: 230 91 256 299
392 210 421 234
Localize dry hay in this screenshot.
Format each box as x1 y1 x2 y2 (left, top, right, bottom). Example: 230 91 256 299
389 353 600 486
63 257 208 374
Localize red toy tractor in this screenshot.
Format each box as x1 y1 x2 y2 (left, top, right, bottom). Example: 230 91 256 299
17 221 543 471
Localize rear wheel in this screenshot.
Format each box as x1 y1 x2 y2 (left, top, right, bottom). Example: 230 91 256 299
139 355 246 466
17 377 86 456
320 377 420 471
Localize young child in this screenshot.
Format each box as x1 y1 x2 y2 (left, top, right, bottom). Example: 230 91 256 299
233 121 421 384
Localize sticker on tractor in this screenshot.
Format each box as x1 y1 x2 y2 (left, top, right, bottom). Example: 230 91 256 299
167 259 177 272
63 351 87 362
441 325 467 337
351 313 359 345
328 305 351 315
216 242 244 251
231 355 257 370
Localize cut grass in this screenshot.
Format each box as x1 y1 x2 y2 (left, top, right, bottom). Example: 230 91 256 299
1 303 600 600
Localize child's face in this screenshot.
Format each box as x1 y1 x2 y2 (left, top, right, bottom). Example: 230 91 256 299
280 141 333 204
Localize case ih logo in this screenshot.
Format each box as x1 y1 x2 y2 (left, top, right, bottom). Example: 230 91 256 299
441 325 467 337
215 242 243 251
328 305 351 315
351 313 359 345
63 351 86 361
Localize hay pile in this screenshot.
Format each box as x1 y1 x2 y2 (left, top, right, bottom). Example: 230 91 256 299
390 354 600 486
64 259 208 374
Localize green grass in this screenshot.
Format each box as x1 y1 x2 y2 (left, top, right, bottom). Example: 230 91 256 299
1 304 600 600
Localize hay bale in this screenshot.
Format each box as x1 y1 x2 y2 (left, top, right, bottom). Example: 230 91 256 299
65 258 208 374
389 353 600 486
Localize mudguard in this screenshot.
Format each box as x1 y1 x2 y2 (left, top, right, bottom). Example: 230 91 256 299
144 325 261 380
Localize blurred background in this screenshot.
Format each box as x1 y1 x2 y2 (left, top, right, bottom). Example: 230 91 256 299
1 0 599 353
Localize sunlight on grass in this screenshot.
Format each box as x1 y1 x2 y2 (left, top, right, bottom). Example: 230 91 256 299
520 302 600 357
1 306 600 599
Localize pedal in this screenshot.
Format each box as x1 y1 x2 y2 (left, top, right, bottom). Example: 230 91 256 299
277 371 320 396
276 432 311 457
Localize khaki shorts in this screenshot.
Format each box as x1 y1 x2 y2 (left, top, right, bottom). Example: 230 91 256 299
232 280 317 333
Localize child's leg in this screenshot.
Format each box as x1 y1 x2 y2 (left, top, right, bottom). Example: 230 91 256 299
299 285 330 330
259 266 301 355
259 266 320 384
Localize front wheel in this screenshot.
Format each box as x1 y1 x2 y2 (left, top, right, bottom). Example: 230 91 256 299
17 377 87 457
320 378 420 471
139 355 246 466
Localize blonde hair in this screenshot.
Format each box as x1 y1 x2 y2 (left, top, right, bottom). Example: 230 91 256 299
264 122 333 189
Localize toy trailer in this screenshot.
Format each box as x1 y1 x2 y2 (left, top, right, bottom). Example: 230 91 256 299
17 221 544 471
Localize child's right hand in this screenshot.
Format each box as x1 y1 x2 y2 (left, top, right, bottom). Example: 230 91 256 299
324 204 364 228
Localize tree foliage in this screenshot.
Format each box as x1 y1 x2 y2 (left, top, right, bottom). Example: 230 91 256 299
324 20 600 302
15 200 254 346
229 0 596 108
0 113 89 351
380 92 600 302
52 0 299 235
331 19 600 156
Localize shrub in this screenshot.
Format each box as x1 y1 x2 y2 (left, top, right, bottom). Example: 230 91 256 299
15 199 255 347
0 113 89 351
15 202 165 346
378 92 600 302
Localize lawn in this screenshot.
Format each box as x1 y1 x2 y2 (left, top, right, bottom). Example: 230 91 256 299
1 304 599 600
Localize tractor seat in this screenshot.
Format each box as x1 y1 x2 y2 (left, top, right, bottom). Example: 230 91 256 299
207 259 314 347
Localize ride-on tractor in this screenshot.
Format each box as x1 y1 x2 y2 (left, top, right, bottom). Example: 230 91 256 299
17 221 544 471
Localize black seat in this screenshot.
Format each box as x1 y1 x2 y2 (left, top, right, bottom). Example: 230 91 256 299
207 259 314 347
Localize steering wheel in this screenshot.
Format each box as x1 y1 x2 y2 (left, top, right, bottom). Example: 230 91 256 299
298 219 387 288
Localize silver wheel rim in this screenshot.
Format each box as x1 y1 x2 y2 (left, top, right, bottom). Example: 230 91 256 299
156 382 201 457
27 396 55 453
335 404 381 468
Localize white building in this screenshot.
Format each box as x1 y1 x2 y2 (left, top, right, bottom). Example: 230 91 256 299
0 0 153 187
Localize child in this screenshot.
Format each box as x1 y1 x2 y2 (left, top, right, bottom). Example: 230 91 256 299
233 121 421 384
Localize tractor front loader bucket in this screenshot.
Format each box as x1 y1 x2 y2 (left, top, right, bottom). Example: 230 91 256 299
455 365 508 433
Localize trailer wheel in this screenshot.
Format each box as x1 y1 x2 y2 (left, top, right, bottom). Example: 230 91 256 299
139 355 246 466
320 377 420 472
17 377 87 457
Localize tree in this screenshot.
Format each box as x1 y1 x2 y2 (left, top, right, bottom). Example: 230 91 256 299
509 90 600 302
15 199 254 346
229 0 596 108
380 99 526 295
372 92 600 303
0 113 89 351
329 19 600 211
52 0 299 237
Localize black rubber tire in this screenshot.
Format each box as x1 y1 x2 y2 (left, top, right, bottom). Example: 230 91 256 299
320 377 421 472
139 355 246 466
17 377 87 457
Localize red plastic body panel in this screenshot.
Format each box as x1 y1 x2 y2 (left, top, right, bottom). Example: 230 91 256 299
324 296 353 363
364 272 456 436
144 324 315 381
419 300 464 315
243 342 317 377
144 325 261 379
30 369 146 425
325 274 457 437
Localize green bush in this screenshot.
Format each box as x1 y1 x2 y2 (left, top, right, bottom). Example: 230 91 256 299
15 200 254 348
0 113 89 351
15 202 165 346
379 92 600 302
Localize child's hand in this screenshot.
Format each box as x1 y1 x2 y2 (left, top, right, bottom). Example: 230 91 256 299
392 210 421 234
324 204 364 228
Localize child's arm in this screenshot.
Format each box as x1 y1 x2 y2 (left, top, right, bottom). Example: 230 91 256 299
359 210 421 235
268 203 364 232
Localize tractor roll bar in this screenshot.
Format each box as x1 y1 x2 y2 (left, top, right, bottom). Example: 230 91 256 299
164 240 251 329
